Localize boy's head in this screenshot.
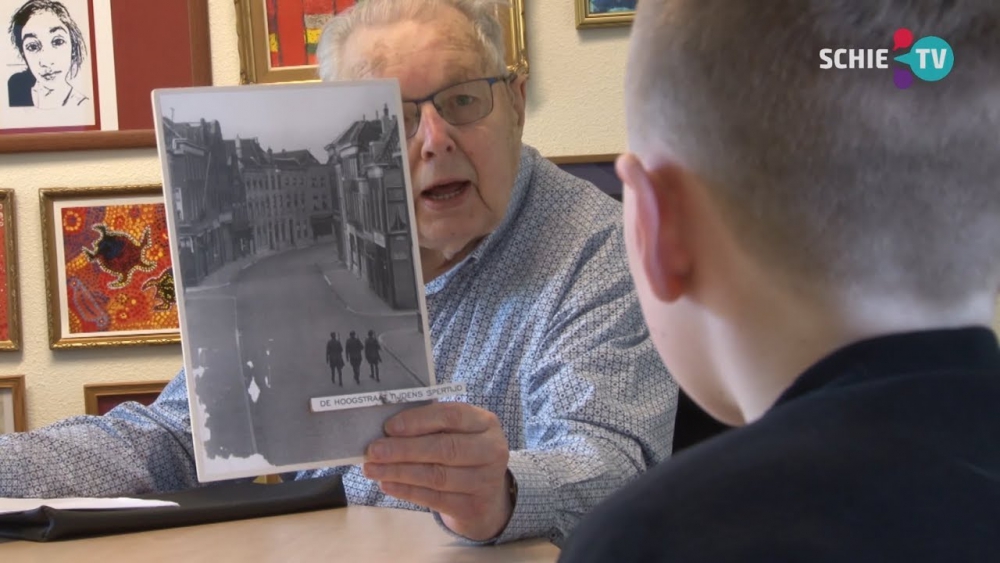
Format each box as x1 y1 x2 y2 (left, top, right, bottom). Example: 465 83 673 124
620 0 1000 424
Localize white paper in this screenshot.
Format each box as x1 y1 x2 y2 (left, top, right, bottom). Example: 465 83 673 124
152 80 440 484
0 497 179 515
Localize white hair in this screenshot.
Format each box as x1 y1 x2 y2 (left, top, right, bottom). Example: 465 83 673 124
316 0 509 81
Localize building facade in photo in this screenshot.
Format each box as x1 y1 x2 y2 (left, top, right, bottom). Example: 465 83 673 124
326 105 417 310
162 117 252 287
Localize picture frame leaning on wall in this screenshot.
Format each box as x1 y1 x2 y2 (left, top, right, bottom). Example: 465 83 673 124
0 375 26 434
84 380 170 416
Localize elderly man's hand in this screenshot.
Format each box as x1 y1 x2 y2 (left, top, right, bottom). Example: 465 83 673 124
362 402 513 541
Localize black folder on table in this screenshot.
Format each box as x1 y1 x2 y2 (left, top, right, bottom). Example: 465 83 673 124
0 475 346 542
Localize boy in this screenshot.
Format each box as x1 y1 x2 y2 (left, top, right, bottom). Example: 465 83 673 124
559 0 1000 560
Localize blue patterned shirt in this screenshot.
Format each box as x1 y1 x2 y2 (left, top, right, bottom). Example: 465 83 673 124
0 145 676 545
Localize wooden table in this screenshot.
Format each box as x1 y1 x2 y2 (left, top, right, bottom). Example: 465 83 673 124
0 506 560 562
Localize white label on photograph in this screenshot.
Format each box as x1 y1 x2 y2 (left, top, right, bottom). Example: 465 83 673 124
310 382 468 413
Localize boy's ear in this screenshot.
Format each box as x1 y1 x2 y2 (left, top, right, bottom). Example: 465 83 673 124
617 153 693 302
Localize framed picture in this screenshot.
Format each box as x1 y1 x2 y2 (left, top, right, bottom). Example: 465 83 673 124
575 0 636 28
550 154 622 201
40 185 180 349
0 0 211 154
0 375 26 434
152 81 439 482
0 190 21 351
83 380 169 415
235 0 528 84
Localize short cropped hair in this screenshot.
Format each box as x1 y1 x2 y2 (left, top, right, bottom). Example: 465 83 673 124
627 0 1000 303
317 0 508 81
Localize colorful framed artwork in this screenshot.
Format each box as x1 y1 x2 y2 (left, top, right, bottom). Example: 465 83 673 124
550 154 622 201
0 375 26 434
0 189 21 351
0 0 211 154
575 0 636 28
84 380 168 415
235 0 528 84
40 185 180 349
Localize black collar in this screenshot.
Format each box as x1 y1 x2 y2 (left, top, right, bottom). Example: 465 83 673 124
773 326 1000 408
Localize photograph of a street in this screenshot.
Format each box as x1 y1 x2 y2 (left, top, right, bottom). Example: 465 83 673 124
153 81 434 481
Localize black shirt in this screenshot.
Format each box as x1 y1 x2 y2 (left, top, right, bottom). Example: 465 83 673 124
559 327 1000 562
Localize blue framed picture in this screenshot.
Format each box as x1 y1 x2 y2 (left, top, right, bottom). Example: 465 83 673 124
576 0 636 28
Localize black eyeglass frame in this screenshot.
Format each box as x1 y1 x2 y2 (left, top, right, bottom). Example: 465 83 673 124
402 73 516 139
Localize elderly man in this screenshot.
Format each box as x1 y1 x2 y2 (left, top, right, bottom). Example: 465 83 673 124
0 0 675 545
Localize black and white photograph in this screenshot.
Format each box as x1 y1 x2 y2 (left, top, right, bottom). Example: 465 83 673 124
1 0 98 131
153 80 439 482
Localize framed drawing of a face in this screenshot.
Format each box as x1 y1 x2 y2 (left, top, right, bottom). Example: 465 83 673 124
1 0 97 130
0 375 26 434
40 185 180 348
0 189 21 350
235 0 528 83
0 0 212 154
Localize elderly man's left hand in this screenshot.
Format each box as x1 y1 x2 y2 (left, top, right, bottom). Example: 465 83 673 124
362 402 513 541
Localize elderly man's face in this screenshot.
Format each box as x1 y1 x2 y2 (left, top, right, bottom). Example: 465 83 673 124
341 8 526 260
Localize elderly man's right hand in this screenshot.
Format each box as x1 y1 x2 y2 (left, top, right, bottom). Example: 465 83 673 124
361 402 514 541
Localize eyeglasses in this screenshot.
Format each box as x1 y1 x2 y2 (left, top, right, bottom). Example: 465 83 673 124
402 75 512 139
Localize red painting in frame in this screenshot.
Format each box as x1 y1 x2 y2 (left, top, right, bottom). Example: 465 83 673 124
0 0 211 153
0 189 21 350
84 381 168 415
40 185 180 349
266 0 356 69
236 0 528 84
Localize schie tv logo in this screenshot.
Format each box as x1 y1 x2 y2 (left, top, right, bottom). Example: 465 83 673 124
818 28 954 89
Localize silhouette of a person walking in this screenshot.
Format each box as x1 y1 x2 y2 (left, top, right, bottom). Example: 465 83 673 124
365 329 382 382
345 330 364 385
326 332 344 386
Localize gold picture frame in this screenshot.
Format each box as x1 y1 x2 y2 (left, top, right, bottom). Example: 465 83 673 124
0 190 22 351
84 381 170 416
40 185 181 349
575 0 636 28
0 375 27 434
235 0 529 84
82 380 282 483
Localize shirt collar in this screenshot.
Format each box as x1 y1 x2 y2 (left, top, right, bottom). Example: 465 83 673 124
424 145 537 295
773 326 1000 409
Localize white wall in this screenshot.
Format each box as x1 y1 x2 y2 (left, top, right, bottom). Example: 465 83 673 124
0 1 637 428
